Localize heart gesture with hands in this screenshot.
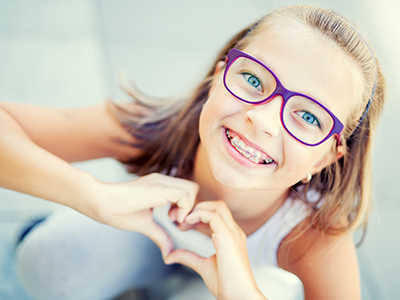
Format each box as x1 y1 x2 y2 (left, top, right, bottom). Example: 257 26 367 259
91 173 199 259
165 200 268 300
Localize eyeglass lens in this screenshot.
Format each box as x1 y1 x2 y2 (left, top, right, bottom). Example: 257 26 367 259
224 57 334 145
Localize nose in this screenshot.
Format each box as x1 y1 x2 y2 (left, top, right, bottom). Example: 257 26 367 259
245 95 283 137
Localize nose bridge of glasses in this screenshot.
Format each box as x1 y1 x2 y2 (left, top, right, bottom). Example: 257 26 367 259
272 84 297 103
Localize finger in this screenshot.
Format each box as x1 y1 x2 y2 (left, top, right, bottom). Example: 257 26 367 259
193 200 233 221
185 210 230 237
164 249 206 276
151 175 199 222
189 202 237 231
175 202 191 224
156 175 199 204
168 205 178 222
168 205 198 231
165 188 192 223
141 221 174 259
176 221 198 232
148 173 199 206
184 211 248 277
142 186 189 210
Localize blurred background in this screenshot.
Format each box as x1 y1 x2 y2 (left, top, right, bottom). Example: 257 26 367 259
0 0 398 299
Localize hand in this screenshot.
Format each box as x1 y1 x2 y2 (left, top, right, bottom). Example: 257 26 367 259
89 173 199 258
164 200 267 300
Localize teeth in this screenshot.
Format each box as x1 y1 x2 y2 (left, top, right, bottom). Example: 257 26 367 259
252 151 261 160
243 146 254 158
249 156 259 163
231 136 239 146
237 141 245 151
226 129 274 165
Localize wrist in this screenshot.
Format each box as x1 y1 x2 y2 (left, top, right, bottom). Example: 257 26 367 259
251 290 269 300
63 171 103 222
229 280 268 300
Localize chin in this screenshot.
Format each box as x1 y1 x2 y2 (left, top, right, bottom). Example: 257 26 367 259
212 167 258 190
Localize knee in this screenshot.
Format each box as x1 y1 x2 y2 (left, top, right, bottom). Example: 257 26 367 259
15 229 108 300
14 209 172 300
16 241 73 299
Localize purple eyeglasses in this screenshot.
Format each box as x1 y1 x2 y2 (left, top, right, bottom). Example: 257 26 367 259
223 48 344 146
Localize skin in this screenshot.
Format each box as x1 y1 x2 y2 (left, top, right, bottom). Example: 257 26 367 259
185 24 357 236
0 103 197 258
0 23 364 300
166 25 363 299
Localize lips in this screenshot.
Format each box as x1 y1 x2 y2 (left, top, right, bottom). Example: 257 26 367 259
225 128 275 165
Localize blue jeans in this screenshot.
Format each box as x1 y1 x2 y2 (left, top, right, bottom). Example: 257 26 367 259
15 208 178 300
16 208 304 300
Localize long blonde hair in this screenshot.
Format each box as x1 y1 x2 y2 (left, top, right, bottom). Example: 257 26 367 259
109 5 386 237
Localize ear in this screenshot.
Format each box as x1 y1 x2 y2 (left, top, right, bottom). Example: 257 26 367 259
309 145 344 175
214 60 226 75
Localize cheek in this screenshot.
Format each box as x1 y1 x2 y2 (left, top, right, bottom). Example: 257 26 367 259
283 141 329 177
203 83 246 119
285 146 313 176
198 96 223 148
198 99 215 136
199 89 232 134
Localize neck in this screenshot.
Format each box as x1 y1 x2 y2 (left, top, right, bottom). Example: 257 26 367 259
192 144 289 223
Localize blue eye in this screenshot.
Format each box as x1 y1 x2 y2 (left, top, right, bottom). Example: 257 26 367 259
247 75 260 88
298 111 321 128
241 73 262 91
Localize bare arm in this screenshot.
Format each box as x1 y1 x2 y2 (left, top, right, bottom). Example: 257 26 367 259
0 103 199 256
0 101 141 162
278 221 361 300
0 105 99 216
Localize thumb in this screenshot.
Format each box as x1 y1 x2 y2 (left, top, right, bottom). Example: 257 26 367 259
164 249 205 275
141 221 174 259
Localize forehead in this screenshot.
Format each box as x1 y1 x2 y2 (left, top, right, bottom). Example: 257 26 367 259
242 24 364 124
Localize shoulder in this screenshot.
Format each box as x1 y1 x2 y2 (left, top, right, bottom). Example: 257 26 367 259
277 218 361 300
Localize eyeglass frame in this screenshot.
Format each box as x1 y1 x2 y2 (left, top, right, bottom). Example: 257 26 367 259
223 48 344 147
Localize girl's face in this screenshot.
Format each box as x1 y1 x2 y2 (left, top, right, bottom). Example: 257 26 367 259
198 24 363 191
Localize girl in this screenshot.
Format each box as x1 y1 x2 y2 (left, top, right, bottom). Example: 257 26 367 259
9 5 385 300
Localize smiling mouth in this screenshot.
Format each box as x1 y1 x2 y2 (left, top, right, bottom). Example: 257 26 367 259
225 128 275 165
